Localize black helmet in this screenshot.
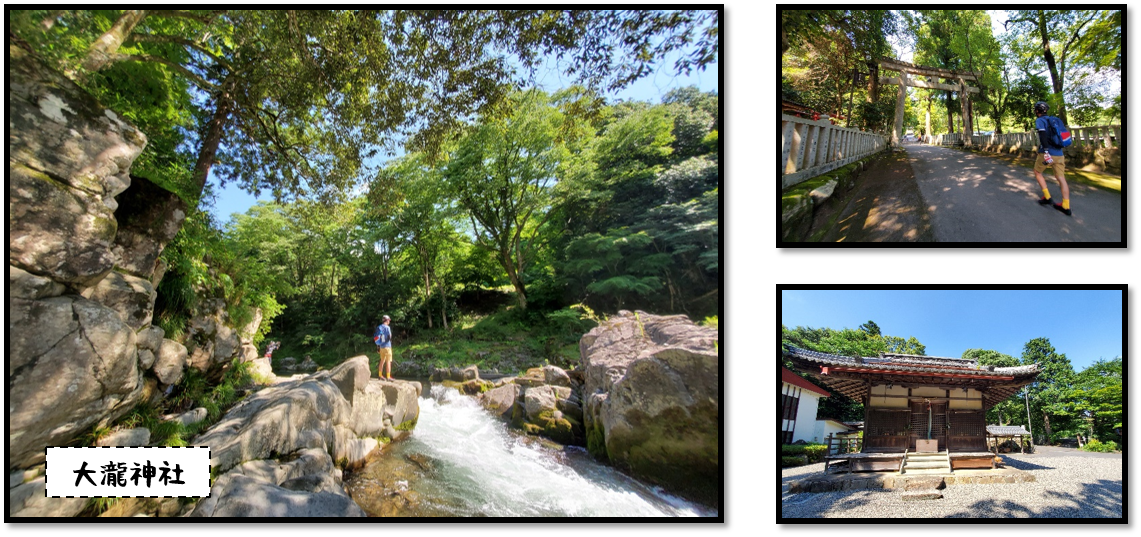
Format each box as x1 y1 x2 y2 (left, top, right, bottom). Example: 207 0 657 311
1034 101 1049 115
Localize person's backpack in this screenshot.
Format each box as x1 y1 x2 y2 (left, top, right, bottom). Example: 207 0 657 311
1046 116 1072 148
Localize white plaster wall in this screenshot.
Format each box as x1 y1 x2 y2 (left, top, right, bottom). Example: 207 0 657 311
793 390 821 443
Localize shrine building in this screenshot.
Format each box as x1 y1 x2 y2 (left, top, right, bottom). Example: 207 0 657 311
784 346 1040 473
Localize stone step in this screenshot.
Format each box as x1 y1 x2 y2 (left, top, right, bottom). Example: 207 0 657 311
903 467 949 474
904 461 949 469
902 491 944 501
903 456 949 465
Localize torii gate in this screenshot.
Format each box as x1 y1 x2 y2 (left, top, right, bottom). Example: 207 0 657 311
878 57 982 146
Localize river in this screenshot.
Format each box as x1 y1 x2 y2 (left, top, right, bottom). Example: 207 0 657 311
344 384 717 517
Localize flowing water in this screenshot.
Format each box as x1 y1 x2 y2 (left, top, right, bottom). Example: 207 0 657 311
344 384 717 517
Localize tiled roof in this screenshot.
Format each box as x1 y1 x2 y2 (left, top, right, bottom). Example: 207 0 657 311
987 425 1031 436
783 346 1041 410
784 346 1040 376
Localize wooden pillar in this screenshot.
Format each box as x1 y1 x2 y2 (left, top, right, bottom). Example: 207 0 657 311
892 71 908 146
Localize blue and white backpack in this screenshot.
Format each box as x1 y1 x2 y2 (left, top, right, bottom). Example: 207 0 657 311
1045 116 1072 148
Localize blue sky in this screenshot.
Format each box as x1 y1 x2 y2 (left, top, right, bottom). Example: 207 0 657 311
205 51 719 225
781 289 1123 372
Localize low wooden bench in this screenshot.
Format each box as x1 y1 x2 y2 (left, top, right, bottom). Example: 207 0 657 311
824 452 905 474
949 452 999 470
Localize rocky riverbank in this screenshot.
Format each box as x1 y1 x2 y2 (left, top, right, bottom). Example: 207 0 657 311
188 356 420 517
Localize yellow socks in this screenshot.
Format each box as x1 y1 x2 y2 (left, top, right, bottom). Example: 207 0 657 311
1042 189 1051 200
1062 199 1070 210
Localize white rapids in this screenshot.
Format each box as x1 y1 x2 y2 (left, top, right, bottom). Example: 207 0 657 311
352 384 716 517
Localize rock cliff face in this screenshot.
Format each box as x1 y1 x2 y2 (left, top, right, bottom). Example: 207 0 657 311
8 44 426 519
10 44 153 472
580 310 719 504
8 45 233 517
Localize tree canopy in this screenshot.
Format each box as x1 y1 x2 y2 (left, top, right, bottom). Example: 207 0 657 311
782 9 1120 135
11 9 719 206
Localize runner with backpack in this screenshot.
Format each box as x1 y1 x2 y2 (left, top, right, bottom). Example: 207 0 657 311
1032 101 1073 216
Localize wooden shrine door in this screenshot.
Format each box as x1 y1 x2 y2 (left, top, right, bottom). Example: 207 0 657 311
910 401 947 451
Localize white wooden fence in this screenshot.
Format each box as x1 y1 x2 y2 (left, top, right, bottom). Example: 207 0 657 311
926 125 1120 151
782 114 889 189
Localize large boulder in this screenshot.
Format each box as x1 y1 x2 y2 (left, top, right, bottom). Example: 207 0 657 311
96 427 150 447
9 44 147 286
580 310 719 504
193 376 351 475
238 307 263 346
9 162 119 287
192 362 419 476
7 44 180 483
82 270 156 329
185 298 241 371
328 356 371 404
348 379 421 438
10 477 87 517
457 364 585 446
477 382 520 419
9 295 141 470
522 385 582 445
153 338 188 386
430 364 479 382
190 448 364 517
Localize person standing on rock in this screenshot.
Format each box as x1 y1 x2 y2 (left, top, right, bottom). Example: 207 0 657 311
374 315 394 380
1032 101 1072 216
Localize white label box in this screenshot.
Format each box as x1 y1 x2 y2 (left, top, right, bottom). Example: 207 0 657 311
45 446 211 497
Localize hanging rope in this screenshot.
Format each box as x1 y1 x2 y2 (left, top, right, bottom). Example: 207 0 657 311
926 399 933 440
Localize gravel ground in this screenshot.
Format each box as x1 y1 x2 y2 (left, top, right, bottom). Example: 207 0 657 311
781 453 1122 518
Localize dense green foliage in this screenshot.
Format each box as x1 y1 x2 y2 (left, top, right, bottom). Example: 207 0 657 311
1080 439 1119 453
782 9 1121 136
781 443 827 468
252 86 719 369
9 9 719 374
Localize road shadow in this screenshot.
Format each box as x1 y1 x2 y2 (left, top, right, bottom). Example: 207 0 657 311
947 478 1122 518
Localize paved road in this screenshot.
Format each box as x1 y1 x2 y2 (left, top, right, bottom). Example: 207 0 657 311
904 143 1121 242
1018 445 1122 459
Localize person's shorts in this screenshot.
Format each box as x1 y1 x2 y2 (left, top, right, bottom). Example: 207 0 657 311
1034 153 1065 176
377 347 392 362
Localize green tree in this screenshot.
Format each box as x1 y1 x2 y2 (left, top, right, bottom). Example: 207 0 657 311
1021 337 1076 443
962 349 1023 426
376 153 463 328
563 229 663 310
1003 10 1120 124
883 336 926 356
858 320 881 337
593 104 676 228
1069 357 1122 443
443 89 568 310
13 9 719 204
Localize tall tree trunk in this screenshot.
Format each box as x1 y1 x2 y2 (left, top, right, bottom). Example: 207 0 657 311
439 272 449 331
1035 11 1068 124
866 61 880 102
501 249 527 310
192 76 237 194
1043 413 1052 444
422 249 433 329
82 10 148 72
